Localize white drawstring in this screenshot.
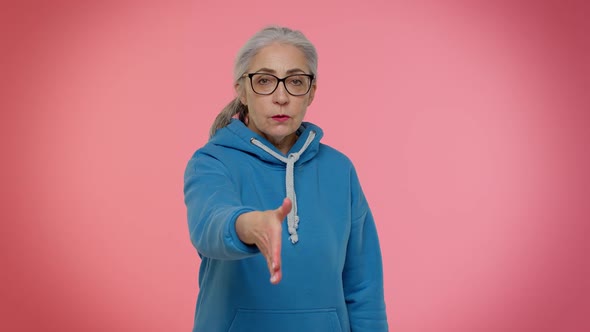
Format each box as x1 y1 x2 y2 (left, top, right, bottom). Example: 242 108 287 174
250 131 316 244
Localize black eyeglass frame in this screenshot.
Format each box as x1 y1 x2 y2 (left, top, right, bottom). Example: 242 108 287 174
244 73 315 96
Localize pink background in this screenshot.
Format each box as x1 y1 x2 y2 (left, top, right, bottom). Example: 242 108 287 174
2 0 589 331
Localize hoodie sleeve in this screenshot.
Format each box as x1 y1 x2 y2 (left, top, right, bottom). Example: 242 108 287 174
183 151 260 260
343 166 389 331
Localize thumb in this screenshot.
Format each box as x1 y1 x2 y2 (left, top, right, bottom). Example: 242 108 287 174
275 197 292 221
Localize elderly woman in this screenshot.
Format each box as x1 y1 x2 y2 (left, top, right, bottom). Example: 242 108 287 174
184 26 388 332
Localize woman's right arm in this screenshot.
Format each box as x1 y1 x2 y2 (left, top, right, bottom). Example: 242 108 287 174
184 151 291 283
183 152 260 260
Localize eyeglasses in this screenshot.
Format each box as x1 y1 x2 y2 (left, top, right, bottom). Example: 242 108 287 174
244 73 315 96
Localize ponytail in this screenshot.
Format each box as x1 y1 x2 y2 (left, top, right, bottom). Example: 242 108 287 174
209 98 248 137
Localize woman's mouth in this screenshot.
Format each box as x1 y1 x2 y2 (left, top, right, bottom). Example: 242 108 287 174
272 115 290 122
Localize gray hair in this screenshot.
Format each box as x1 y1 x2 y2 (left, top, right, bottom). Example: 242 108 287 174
209 26 318 137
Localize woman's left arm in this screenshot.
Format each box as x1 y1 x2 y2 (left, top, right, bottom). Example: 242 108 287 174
343 167 389 331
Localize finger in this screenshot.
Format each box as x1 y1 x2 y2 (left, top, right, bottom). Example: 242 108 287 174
263 245 279 283
269 221 283 284
271 231 281 273
265 254 274 279
270 268 282 285
265 247 281 284
275 197 292 221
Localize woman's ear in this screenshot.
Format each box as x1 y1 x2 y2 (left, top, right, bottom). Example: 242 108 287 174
307 83 317 106
235 83 247 106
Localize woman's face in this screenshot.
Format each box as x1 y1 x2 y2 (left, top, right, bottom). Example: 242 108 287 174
237 43 316 150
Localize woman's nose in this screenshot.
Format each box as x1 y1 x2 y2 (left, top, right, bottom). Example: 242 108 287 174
272 82 289 104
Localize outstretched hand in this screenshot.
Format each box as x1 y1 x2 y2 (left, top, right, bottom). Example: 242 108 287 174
235 198 292 284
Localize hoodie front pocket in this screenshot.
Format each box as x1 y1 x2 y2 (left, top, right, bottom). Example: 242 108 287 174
227 308 343 332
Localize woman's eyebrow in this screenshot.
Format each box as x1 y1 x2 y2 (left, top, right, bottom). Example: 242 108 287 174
253 67 307 74
286 68 306 74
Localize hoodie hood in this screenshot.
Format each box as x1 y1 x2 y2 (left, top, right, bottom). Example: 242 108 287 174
210 119 324 166
209 119 324 244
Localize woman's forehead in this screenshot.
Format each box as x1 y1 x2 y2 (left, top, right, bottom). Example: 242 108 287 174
249 43 309 73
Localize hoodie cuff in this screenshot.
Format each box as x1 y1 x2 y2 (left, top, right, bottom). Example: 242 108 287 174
226 207 260 255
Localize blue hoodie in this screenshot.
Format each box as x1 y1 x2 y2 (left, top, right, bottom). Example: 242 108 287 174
184 119 388 331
